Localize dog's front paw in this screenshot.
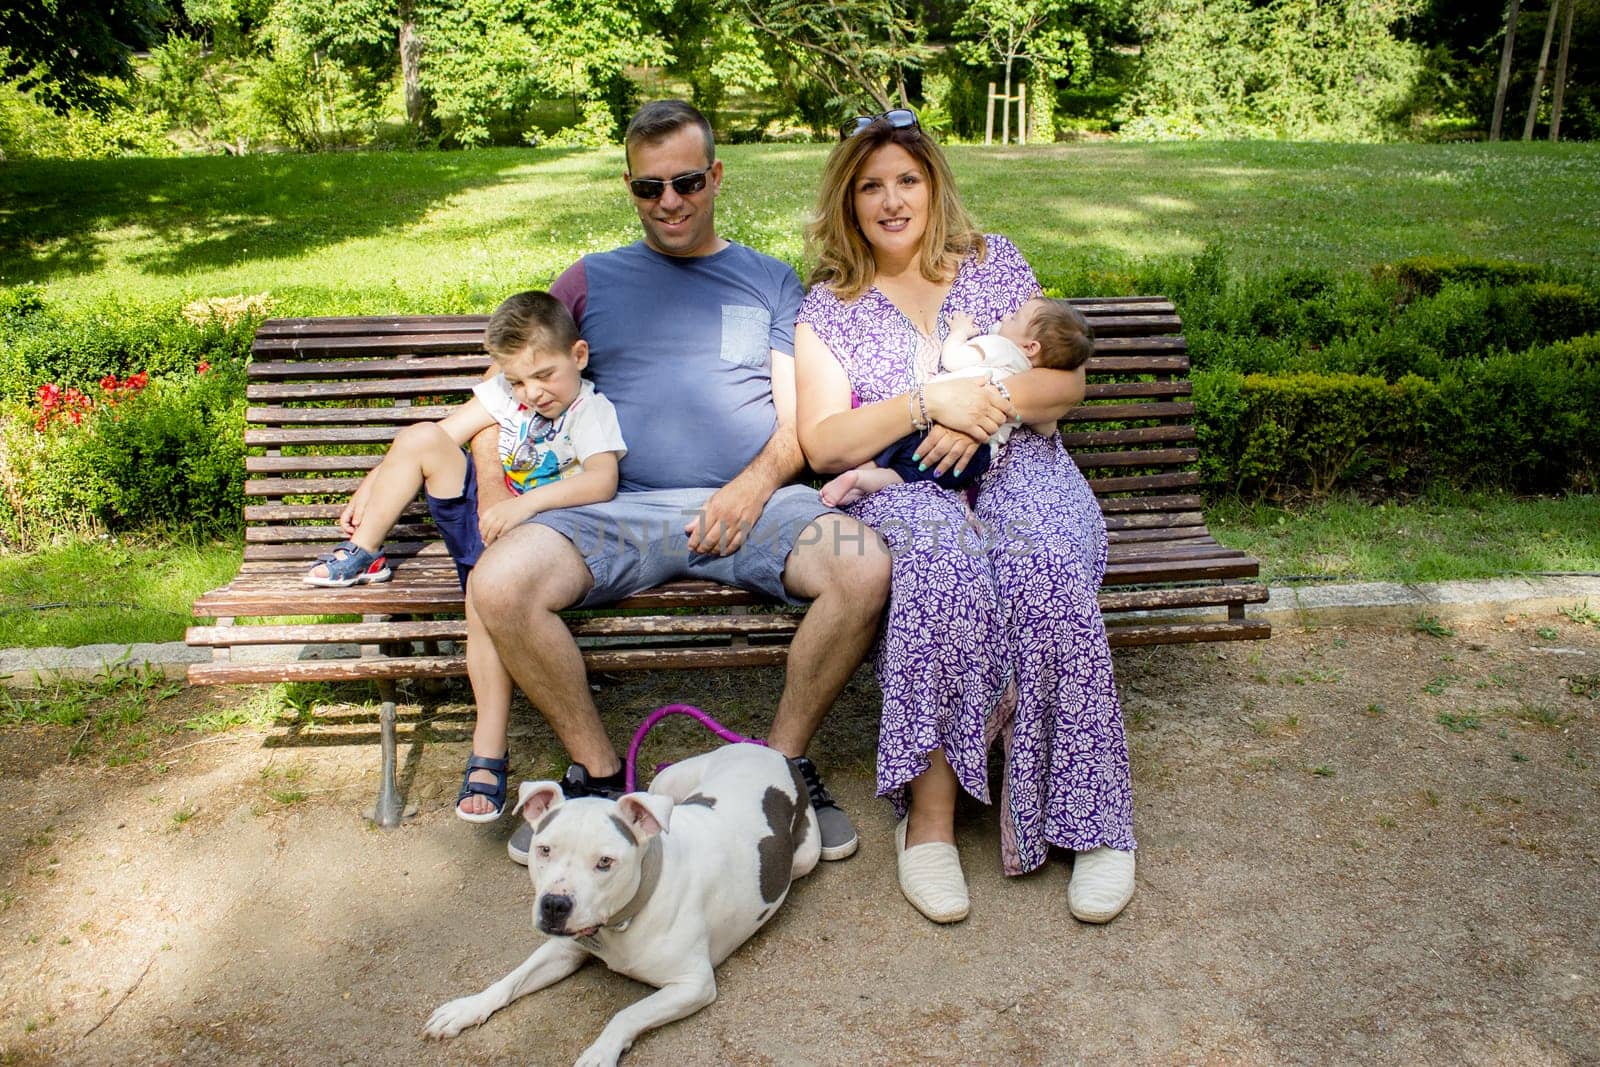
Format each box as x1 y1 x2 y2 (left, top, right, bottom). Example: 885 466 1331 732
422 995 491 1040
573 1039 626 1067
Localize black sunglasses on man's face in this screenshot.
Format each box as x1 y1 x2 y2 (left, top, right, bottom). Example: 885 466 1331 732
843 108 919 140
628 169 710 200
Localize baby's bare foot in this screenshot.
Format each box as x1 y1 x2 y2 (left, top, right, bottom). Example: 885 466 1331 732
820 469 867 508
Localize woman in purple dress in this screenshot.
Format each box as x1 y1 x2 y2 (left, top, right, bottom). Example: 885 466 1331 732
794 111 1136 924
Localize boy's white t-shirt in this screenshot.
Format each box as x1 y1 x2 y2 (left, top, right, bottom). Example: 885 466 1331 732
471 377 627 494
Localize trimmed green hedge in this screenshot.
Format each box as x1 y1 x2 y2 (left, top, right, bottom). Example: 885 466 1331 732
1195 334 1600 498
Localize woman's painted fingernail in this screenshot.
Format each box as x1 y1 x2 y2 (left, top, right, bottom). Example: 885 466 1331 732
912 453 921 462
917 463 927 472
954 467 964 477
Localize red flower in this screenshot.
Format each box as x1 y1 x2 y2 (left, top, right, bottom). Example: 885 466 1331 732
196 360 211 374
100 374 118 391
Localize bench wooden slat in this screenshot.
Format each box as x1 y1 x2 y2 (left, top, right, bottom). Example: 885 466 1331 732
1104 557 1258 584
1083 380 1192 401
1063 400 1195 424
187 612 801 647
1099 584 1268 613
1073 316 1180 338
256 316 489 335
247 406 458 426
1096 493 1203 514
249 355 493 379
248 455 382 474
244 503 430 521
1104 510 1204 530
1071 447 1200 470
1107 527 1211 544
1088 335 1187 355
1059 426 1196 449
1105 619 1272 647
247 376 483 400
247 524 439 543
1086 471 1201 494
248 427 405 446
253 333 491 357
245 476 368 497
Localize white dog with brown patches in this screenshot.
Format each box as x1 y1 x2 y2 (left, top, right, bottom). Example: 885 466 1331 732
423 743 820 1067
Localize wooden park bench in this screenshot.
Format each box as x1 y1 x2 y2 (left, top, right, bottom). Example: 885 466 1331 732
186 297 1268 823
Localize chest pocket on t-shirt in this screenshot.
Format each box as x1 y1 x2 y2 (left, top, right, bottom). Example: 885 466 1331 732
719 304 771 371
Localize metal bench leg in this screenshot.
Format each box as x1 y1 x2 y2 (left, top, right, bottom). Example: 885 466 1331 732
365 680 417 828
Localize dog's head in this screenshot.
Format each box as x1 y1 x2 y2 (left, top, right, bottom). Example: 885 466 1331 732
511 782 674 938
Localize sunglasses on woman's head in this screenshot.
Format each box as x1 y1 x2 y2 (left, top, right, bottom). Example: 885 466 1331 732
628 169 710 200
843 108 919 140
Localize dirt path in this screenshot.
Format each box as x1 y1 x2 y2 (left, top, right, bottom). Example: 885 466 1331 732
2 610 1598 1065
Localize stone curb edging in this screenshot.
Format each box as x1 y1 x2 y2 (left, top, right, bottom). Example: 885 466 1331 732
2 576 1597 688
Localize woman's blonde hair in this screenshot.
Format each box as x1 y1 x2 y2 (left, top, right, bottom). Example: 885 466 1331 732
805 120 985 302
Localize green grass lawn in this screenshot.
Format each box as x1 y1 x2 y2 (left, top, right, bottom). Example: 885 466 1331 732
0 537 239 648
3 141 1596 315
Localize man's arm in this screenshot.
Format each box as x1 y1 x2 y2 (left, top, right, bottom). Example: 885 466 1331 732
683 349 805 556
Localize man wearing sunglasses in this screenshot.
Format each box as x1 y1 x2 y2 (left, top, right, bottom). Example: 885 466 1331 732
469 100 889 869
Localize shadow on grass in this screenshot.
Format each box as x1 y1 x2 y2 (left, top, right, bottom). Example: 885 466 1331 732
0 147 617 285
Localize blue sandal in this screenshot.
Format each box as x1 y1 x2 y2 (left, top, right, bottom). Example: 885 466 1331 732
304 541 392 587
455 752 510 823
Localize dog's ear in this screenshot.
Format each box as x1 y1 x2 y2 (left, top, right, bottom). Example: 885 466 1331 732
616 792 673 840
512 781 564 824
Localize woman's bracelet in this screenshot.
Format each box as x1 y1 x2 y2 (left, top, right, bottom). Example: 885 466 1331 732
909 385 931 431
990 377 1023 427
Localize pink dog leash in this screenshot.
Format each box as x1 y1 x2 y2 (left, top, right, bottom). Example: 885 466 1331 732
623 703 765 792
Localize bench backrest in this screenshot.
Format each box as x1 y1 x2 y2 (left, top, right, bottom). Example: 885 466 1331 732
245 298 1202 568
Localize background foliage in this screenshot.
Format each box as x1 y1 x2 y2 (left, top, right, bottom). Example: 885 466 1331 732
1 0 1595 158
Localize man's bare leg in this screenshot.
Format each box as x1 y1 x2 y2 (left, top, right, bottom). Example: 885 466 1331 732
467 522 620 779
770 513 891 859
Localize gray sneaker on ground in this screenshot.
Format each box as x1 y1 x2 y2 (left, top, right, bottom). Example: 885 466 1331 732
790 755 858 861
506 763 626 866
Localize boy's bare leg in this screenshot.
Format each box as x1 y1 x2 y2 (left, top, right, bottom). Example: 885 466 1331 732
309 423 467 577
458 588 515 815
467 523 620 777
819 463 904 508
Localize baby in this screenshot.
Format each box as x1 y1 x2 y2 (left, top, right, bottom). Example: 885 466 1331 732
820 296 1094 507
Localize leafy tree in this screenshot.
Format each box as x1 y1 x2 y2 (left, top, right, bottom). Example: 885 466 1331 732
730 0 932 112
419 0 667 146
1123 0 1425 140
954 0 1085 141
0 0 173 113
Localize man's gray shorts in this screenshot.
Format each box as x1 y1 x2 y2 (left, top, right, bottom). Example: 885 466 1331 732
531 485 840 608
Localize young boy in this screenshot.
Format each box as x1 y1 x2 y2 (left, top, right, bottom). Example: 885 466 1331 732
820 296 1094 508
303 290 626 822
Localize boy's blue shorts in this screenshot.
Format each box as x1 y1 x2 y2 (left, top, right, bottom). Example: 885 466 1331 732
425 452 485 590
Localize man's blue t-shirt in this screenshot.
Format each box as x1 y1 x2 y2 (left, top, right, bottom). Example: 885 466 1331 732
550 241 802 493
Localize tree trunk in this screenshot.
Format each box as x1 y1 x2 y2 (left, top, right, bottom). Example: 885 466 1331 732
1490 0 1522 141
399 0 425 129
1522 2 1560 138
1549 0 1576 140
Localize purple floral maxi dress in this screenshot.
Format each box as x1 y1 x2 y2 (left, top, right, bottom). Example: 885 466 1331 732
797 235 1136 875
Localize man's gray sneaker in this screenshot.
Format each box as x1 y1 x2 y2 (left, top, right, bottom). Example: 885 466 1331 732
507 763 626 866
790 755 858 861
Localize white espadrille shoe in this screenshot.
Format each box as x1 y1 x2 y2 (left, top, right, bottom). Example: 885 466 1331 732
895 818 969 924
1067 846 1135 923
